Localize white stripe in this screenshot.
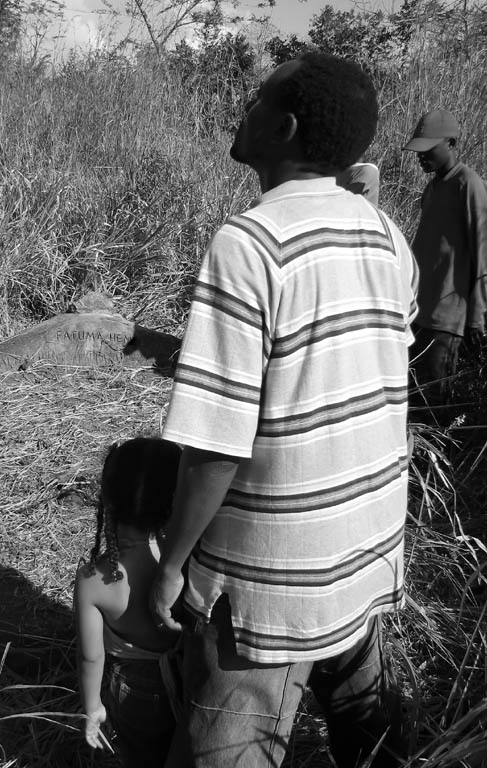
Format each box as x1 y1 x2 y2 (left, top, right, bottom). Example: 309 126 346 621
276 297 406 333
181 348 263 386
261 376 406 416
187 559 403 627
201 519 404 568
254 407 408 449
162 427 254 457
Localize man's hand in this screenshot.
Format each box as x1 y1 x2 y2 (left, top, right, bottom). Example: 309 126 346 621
464 326 484 352
150 568 185 632
149 448 239 633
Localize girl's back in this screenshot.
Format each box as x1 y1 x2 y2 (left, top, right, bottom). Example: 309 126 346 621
79 536 175 653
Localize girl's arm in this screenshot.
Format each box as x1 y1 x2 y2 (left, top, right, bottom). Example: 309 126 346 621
74 567 107 749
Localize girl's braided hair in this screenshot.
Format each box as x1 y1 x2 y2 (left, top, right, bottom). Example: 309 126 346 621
89 437 182 582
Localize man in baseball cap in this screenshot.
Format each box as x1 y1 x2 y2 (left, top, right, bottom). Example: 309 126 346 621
403 108 487 422
403 108 459 152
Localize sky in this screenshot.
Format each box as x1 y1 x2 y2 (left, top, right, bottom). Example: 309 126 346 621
43 0 366 57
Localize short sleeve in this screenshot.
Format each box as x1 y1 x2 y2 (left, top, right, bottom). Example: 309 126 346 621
162 217 277 457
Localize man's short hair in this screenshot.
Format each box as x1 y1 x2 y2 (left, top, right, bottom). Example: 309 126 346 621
274 52 378 172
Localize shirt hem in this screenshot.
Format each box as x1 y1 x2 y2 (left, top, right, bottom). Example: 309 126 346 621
161 429 253 459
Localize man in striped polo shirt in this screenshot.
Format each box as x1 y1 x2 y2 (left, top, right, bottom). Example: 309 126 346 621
152 53 418 768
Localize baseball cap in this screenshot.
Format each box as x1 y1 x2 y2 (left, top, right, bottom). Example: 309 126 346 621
402 109 459 152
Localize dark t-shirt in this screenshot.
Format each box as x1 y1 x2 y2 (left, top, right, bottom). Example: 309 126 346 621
413 162 487 335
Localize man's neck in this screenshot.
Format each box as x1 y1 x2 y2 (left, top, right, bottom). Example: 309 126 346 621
435 155 457 180
257 160 335 193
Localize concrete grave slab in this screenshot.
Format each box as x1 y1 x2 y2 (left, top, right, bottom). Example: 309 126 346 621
0 310 180 373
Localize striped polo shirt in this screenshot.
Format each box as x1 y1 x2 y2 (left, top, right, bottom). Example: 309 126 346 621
163 177 418 664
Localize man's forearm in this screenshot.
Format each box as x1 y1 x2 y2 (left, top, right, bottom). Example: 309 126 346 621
161 446 240 574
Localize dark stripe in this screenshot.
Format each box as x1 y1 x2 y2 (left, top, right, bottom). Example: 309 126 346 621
283 225 392 252
271 309 405 359
280 229 394 267
232 591 403 653
228 216 280 267
175 363 261 405
257 386 407 437
194 281 264 330
229 219 393 271
195 525 404 587
193 281 273 350
224 456 408 514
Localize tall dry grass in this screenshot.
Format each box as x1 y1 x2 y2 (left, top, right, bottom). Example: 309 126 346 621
1 35 486 338
0 52 258 338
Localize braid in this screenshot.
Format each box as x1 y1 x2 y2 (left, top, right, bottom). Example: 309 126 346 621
105 510 123 582
92 437 181 582
88 497 104 575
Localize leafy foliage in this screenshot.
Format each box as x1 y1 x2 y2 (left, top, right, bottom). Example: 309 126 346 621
266 4 397 68
308 5 396 65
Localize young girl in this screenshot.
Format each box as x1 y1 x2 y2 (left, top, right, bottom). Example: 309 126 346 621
75 437 182 767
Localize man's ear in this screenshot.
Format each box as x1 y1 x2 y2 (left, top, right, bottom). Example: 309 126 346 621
271 112 298 145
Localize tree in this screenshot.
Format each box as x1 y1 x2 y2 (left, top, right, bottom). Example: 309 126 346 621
104 0 273 61
265 33 310 66
0 0 63 60
0 0 24 53
266 4 396 70
308 5 395 65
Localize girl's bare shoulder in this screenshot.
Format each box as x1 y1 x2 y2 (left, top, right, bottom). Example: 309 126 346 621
76 555 109 582
75 557 127 605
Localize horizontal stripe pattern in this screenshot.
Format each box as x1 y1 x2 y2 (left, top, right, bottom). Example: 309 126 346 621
225 456 407 513
257 385 407 437
175 363 261 406
163 178 418 662
231 592 404 661
193 280 265 331
194 525 404 587
271 308 405 359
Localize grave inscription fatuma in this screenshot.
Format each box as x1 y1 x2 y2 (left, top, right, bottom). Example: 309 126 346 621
0 302 180 373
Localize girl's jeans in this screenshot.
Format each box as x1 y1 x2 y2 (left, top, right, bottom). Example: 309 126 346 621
165 595 405 768
106 656 175 768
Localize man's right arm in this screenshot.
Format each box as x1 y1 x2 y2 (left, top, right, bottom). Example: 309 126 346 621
150 446 240 631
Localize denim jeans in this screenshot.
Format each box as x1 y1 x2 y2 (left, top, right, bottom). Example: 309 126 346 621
309 617 406 768
106 656 176 768
164 595 405 768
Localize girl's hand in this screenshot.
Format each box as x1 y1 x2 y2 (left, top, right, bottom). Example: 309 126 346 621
85 704 107 749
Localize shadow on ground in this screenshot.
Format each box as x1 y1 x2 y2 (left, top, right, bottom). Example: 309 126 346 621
0 565 116 767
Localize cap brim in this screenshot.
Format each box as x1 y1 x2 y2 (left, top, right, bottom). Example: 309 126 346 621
402 137 443 152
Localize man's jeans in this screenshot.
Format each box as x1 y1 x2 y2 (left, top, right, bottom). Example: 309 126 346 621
165 595 405 768
309 617 405 768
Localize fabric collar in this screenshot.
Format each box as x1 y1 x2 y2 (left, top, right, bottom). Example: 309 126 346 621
259 177 341 204
434 162 464 184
